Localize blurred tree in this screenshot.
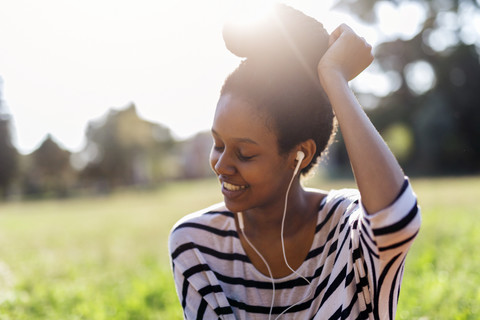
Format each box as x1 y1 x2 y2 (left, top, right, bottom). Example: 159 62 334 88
330 0 480 175
180 131 214 179
23 135 76 197
80 103 174 190
0 77 18 199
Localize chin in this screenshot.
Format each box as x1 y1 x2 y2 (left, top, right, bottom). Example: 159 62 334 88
223 199 249 214
223 201 240 213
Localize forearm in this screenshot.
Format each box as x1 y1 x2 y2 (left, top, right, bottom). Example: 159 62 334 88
320 69 404 213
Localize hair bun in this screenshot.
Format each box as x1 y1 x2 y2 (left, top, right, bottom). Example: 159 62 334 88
222 4 329 69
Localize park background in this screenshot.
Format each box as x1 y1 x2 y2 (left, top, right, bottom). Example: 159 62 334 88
0 0 479 318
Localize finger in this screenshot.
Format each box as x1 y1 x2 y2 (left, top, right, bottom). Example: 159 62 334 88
328 23 352 46
362 38 374 60
360 36 371 48
328 31 339 47
328 24 343 46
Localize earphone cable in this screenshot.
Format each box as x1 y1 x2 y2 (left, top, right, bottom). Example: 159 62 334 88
274 163 313 319
238 212 276 320
237 153 313 320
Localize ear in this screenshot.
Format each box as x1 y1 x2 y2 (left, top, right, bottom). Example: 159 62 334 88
292 139 316 171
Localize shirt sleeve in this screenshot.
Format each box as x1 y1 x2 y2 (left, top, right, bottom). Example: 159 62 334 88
354 178 421 319
169 222 237 320
358 178 421 260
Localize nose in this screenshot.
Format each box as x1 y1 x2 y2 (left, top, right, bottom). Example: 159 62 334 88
211 149 236 176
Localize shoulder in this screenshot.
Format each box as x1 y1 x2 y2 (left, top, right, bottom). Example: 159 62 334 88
306 186 359 205
304 187 362 222
169 203 236 253
304 187 362 232
171 202 233 231
318 187 361 215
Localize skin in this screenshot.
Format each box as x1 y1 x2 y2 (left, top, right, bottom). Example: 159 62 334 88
210 95 323 277
317 24 404 213
210 24 405 278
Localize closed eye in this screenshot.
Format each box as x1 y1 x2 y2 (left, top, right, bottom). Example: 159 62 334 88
237 152 255 161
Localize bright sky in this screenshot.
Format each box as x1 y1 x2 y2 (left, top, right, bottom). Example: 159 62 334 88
0 0 427 154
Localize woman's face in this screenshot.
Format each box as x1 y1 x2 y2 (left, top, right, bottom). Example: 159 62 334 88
210 94 295 214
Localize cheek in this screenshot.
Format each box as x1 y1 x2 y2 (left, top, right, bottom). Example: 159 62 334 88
242 161 283 186
263 160 292 186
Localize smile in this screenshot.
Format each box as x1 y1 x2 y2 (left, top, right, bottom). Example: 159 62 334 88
223 182 248 191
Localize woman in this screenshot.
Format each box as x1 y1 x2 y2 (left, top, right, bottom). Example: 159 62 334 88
169 4 421 319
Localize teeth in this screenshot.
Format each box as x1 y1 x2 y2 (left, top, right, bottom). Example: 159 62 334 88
223 182 247 191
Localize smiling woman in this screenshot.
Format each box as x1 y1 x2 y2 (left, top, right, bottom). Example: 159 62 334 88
210 94 295 215
169 3 422 319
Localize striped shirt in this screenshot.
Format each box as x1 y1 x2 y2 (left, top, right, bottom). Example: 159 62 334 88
169 179 421 319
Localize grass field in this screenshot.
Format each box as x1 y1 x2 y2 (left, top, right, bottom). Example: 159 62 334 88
0 176 479 319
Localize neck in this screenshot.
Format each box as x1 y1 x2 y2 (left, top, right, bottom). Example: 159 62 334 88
240 181 311 238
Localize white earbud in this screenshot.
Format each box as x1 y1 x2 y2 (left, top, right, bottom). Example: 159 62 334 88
293 151 305 175
296 151 305 161
237 149 311 320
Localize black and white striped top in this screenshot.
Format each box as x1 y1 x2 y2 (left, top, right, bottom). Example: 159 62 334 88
169 179 421 319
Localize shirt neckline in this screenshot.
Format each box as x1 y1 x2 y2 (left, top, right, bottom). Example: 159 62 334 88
232 194 330 281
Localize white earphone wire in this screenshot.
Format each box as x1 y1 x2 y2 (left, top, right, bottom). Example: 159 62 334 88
274 156 313 319
237 152 313 320
238 212 276 320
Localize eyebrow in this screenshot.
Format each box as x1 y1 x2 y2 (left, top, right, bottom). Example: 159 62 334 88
211 129 259 145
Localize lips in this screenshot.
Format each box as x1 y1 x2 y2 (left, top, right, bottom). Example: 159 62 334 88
220 181 249 201
223 181 248 191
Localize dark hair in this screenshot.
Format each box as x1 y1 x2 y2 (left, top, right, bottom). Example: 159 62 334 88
220 4 337 175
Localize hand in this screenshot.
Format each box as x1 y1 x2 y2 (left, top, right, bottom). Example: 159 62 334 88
317 24 373 83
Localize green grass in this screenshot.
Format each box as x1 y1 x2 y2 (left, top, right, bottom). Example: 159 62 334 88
0 180 223 320
396 177 480 320
0 176 479 319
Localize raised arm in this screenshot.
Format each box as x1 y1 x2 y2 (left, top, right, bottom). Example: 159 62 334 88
317 24 405 214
